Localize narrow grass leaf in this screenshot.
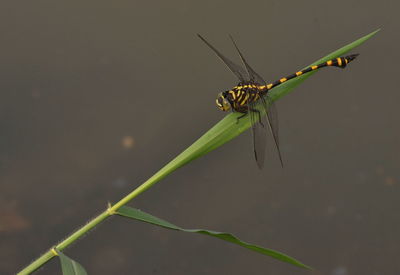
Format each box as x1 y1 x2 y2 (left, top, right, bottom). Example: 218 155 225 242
116 206 312 269
111 30 379 209
57 250 87 275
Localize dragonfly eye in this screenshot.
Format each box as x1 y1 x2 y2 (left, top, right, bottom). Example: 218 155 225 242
216 93 231 111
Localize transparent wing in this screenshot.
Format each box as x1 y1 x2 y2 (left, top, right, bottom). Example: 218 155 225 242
260 94 283 167
248 101 268 169
228 35 267 85
197 34 249 83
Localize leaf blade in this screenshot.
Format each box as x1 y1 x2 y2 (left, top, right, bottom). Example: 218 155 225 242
117 206 312 269
57 250 88 275
111 30 380 210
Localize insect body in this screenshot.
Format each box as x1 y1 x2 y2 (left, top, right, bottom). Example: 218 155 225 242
198 34 359 168
217 55 358 114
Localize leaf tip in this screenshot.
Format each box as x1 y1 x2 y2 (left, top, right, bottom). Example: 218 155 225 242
368 28 381 37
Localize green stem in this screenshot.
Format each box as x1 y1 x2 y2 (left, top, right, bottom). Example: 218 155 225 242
17 165 185 275
17 211 110 275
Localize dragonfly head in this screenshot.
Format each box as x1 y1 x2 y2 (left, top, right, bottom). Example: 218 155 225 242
216 92 231 111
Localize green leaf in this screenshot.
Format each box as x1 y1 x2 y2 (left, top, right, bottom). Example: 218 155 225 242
111 29 379 210
57 250 88 275
16 30 379 275
116 206 312 269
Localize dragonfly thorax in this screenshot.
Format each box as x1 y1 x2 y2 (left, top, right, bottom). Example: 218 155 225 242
216 83 263 113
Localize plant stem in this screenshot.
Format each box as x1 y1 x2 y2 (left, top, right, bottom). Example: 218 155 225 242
17 210 110 275
18 166 179 274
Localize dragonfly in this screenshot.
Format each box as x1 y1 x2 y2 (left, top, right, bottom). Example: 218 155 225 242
198 34 359 169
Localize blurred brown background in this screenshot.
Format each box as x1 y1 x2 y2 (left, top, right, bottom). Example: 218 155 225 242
0 0 398 274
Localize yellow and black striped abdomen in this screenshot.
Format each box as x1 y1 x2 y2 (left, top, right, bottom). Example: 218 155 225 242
222 54 358 113
259 54 359 91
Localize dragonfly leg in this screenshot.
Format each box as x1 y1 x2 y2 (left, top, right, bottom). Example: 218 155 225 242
236 113 247 124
